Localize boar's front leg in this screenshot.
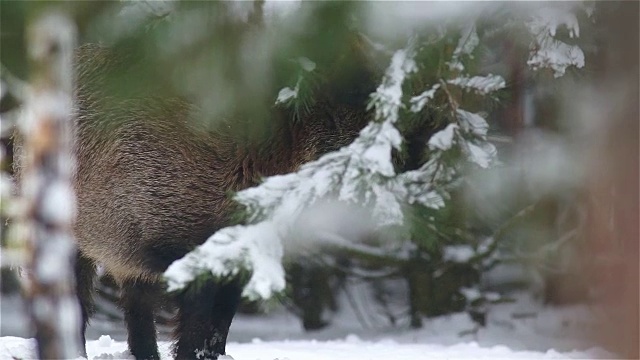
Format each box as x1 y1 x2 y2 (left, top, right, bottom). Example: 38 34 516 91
121 280 162 360
173 280 243 360
75 252 96 357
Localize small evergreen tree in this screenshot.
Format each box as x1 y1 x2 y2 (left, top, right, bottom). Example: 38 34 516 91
1 1 599 334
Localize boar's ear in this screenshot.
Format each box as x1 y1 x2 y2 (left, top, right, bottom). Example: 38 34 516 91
349 31 389 77
322 31 387 107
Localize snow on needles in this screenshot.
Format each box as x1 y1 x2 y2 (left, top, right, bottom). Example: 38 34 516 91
410 84 440 113
457 110 497 169
428 124 458 151
164 222 285 300
276 58 316 105
447 25 479 72
526 6 585 77
448 74 506 95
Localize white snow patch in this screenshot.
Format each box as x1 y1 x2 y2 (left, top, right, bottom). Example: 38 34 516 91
276 86 298 104
454 25 480 57
276 58 315 105
368 46 417 125
443 245 475 263
526 6 585 77
0 291 616 359
448 74 506 95
344 334 362 344
447 25 479 72
97 335 113 348
0 336 610 360
466 141 497 169
457 110 489 137
164 221 286 300
460 287 482 302
410 84 440 113
428 123 458 151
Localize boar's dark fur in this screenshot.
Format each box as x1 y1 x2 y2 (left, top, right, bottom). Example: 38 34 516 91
63 43 377 359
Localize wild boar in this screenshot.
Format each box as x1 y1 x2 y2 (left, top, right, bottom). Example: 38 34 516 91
67 42 376 359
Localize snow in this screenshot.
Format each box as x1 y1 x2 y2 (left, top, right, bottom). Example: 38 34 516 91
526 6 585 77
0 337 607 360
443 245 475 263
368 45 417 126
466 142 497 169
410 84 440 113
529 6 580 39
97 335 113 348
276 58 315 105
527 41 584 78
371 182 404 227
457 110 489 137
359 121 402 177
454 25 480 59
428 123 458 151
0 291 613 360
447 25 479 72
460 287 482 302
448 75 506 95
164 222 286 300
276 86 299 104
454 110 497 169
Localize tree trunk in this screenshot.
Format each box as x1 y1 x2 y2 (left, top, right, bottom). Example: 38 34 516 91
20 10 82 359
586 3 639 357
405 257 429 329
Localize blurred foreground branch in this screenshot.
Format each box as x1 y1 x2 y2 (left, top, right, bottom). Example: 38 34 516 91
20 10 82 359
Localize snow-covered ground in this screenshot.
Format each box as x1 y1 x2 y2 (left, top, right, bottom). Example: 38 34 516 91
0 335 608 360
1 290 612 359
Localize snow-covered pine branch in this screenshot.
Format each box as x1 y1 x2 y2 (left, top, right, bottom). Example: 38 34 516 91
165 40 421 299
447 74 506 95
165 21 510 300
526 5 585 77
410 84 440 113
447 24 479 72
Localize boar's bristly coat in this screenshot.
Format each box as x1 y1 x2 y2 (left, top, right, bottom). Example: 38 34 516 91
65 43 376 360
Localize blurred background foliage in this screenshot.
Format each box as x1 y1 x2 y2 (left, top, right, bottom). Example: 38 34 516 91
1 1 637 356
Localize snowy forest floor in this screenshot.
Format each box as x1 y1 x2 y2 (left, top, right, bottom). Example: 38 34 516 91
0 290 614 359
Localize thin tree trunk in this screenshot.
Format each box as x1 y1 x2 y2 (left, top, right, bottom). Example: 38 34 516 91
586 3 639 357
21 11 82 359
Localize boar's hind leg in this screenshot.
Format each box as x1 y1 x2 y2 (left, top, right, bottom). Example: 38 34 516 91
174 280 243 360
120 280 162 360
75 252 96 356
